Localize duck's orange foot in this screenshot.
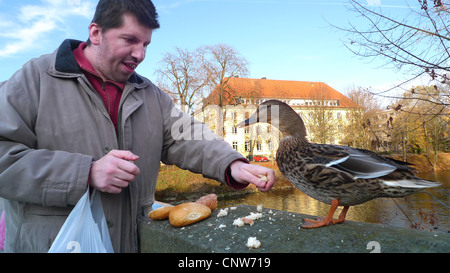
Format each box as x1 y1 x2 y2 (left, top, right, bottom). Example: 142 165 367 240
300 200 350 229
301 217 331 228
301 215 346 228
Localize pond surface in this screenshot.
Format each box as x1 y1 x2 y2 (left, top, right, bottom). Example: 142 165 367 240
218 171 450 233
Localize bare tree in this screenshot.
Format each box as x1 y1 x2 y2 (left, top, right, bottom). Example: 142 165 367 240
199 44 249 136
199 44 249 107
343 86 382 150
303 85 341 144
387 85 449 166
333 0 450 107
155 47 207 113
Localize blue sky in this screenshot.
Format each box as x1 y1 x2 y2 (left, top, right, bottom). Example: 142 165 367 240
0 0 420 96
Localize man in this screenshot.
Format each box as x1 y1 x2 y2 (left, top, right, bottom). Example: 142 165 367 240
0 0 275 252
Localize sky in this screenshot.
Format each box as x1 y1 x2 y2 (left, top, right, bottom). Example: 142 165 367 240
0 0 423 98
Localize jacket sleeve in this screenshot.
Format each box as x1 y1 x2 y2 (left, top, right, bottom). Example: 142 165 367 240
158 90 247 186
0 65 91 207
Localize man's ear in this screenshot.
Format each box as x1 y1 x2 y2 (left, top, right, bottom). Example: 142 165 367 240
88 23 102 45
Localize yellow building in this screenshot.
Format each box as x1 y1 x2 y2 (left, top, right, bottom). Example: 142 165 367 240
194 77 361 161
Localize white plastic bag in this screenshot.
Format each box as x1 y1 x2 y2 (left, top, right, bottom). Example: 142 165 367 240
48 189 114 253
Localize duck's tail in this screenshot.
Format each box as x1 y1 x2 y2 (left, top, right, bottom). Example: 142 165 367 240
382 179 441 189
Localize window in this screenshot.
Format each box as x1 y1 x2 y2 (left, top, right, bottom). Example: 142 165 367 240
256 140 262 151
232 141 238 151
245 141 251 152
244 112 250 135
232 126 238 134
231 111 237 122
268 139 274 151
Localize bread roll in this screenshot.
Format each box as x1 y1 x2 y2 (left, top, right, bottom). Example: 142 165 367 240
195 193 217 211
169 202 211 227
148 205 174 220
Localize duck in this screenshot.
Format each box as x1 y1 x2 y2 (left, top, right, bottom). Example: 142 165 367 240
237 99 441 228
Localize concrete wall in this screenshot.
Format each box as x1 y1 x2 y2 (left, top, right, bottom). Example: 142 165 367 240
140 205 449 253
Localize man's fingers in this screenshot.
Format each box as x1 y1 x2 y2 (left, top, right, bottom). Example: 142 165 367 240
108 150 141 176
230 161 275 192
108 149 139 162
259 170 275 191
117 160 141 176
113 169 136 184
90 150 141 194
244 165 275 190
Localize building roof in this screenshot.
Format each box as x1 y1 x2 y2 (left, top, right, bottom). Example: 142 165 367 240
204 77 361 108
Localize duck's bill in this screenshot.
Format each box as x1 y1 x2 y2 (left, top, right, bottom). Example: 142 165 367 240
237 115 259 127
237 110 262 127
236 119 250 128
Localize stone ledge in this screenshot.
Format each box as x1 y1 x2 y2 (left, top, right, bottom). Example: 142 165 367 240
139 205 450 253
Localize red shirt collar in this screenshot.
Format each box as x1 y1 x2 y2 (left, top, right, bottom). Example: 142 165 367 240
73 42 125 90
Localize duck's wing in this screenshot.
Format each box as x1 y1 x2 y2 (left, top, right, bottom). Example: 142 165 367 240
309 144 400 179
308 144 350 166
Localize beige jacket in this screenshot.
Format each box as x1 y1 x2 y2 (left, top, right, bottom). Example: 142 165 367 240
0 39 244 252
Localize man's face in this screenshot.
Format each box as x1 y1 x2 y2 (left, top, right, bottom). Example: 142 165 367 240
92 13 153 83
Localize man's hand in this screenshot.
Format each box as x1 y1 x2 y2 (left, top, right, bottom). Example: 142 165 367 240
229 160 275 192
90 150 141 194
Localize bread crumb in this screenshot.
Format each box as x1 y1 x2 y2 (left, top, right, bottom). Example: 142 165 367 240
217 208 228 217
256 204 264 212
232 218 244 227
245 212 263 220
246 237 261 249
258 174 268 182
241 217 254 226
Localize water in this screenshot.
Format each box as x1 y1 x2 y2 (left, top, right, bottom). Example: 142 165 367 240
218 171 450 233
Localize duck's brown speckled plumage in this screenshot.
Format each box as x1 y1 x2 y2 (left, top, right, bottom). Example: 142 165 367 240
276 136 427 206
238 100 441 228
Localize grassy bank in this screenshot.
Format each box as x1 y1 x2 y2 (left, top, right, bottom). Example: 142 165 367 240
155 162 292 202
155 153 450 203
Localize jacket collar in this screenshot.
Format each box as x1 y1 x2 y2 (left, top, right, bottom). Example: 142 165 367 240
52 39 146 86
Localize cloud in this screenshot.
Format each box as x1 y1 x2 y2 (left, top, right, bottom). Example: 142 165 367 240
367 0 381 6
0 0 94 57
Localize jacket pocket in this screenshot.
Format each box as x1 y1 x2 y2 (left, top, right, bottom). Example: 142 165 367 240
16 214 67 252
25 203 72 216
14 204 72 252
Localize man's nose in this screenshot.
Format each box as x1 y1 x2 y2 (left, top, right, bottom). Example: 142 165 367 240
131 45 146 63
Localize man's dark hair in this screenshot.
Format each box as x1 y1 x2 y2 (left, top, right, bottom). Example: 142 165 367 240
87 0 160 45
